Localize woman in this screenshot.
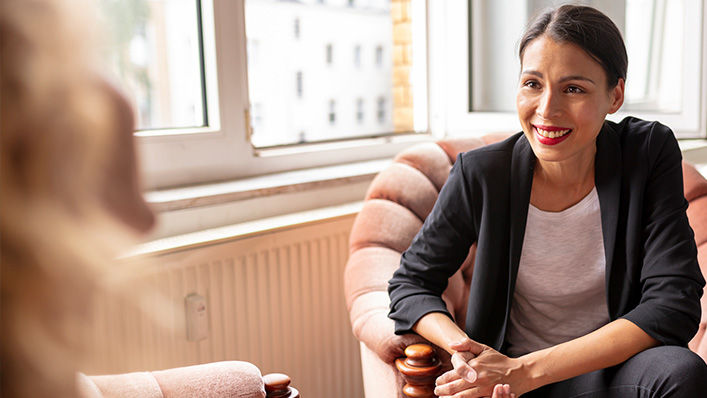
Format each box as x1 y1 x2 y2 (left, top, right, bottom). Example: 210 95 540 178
1 0 155 395
388 5 707 397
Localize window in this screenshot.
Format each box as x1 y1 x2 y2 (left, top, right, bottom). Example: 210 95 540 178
294 18 300 39
99 0 206 130
432 0 705 138
377 97 386 124
348 0 355 7
245 0 426 148
296 71 303 98
356 98 364 123
326 43 333 64
375 45 383 66
101 0 432 190
329 100 336 125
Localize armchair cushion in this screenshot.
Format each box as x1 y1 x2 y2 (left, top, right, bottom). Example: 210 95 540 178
80 361 266 398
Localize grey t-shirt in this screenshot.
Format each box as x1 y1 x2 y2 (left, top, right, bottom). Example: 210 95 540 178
505 187 610 358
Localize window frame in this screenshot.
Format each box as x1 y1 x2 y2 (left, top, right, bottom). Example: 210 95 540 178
428 0 706 139
137 0 434 191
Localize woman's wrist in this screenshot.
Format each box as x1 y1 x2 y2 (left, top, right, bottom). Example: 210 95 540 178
515 350 549 393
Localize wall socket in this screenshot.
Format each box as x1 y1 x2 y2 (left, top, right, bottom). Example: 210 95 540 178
185 293 208 341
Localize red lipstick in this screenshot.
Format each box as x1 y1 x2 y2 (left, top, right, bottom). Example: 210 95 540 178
533 125 572 146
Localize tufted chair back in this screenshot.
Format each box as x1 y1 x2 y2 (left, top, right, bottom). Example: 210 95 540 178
344 135 707 397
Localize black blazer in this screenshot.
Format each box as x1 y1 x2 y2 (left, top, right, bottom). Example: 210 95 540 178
388 117 705 352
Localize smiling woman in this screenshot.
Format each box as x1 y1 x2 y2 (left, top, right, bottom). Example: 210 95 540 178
388 4 707 398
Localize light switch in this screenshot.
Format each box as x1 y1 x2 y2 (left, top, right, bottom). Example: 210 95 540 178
185 293 208 341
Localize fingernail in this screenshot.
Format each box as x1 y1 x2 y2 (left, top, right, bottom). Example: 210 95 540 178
465 369 477 382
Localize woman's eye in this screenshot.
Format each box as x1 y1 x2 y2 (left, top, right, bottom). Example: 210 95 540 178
523 80 540 89
566 86 584 94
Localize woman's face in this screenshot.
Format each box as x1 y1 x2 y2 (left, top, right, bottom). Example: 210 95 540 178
516 35 624 164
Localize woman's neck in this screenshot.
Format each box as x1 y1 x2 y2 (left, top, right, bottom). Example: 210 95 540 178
531 148 596 212
534 147 596 189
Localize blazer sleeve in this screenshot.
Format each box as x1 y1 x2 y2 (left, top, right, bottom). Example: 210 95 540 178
388 153 478 335
621 126 706 346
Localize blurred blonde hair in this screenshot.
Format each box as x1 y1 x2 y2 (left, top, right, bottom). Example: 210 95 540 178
1 0 153 395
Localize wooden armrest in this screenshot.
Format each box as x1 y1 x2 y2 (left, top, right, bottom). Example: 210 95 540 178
264 373 300 398
395 343 442 398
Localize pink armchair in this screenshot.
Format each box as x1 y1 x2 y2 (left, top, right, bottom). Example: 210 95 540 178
344 135 707 397
77 361 299 398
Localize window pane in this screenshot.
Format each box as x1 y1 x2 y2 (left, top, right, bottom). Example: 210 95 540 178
245 0 423 148
99 0 206 130
469 0 686 114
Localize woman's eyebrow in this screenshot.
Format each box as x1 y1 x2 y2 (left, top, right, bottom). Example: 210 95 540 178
559 75 596 84
520 70 596 85
520 70 543 78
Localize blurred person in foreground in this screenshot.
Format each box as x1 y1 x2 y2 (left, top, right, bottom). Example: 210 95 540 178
1 0 155 395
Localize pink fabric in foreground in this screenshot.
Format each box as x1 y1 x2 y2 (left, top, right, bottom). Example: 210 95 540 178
82 361 266 398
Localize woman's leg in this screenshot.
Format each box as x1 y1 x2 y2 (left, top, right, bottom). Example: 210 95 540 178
523 346 707 397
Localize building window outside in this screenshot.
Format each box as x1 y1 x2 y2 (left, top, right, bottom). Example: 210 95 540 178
326 43 333 64
354 45 361 67
328 99 336 125
294 18 300 39
375 45 383 66
296 71 303 98
377 97 385 123
348 0 355 7
356 98 364 123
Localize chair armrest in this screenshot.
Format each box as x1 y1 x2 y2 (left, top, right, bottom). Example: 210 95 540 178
151 361 264 398
85 362 300 398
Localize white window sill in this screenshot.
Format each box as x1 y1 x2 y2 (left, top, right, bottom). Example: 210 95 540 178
679 139 707 176
130 201 363 257
134 139 707 257
143 158 391 241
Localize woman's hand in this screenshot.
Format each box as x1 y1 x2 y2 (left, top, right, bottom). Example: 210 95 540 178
433 338 529 397
492 384 516 398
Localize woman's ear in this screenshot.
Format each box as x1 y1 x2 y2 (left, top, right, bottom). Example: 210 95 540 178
608 78 625 114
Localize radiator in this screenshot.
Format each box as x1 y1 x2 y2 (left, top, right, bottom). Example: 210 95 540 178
83 215 364 398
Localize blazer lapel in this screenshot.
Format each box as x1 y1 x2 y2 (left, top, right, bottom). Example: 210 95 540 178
594 122 622 317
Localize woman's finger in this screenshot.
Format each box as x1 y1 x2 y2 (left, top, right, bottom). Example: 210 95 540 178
433 376 474 397
436 368 462 385
449 338 485 354
451 351 477 382
492 384 503 398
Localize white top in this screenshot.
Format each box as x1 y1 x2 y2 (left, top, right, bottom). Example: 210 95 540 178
505 187 610 357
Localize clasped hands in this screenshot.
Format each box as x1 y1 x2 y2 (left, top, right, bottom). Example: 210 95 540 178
433 338 529 398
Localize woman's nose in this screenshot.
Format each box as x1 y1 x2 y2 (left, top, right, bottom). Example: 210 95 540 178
536 90 561 119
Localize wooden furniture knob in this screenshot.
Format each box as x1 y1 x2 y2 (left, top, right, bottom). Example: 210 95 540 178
395 343 442 398
263 373 300 398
